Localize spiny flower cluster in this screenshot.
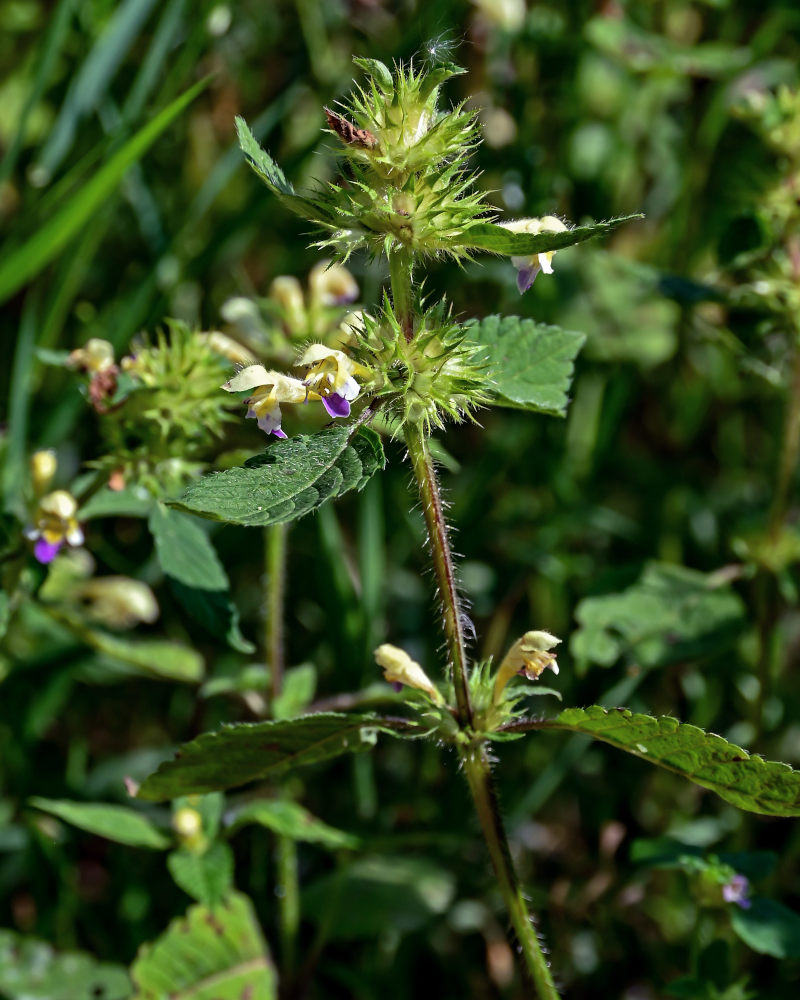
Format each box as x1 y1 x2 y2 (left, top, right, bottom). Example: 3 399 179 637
349 296 491 432
67 322 246 494
314 57 489 260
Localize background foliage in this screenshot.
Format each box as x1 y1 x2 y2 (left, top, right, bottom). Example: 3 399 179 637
2 1 800 997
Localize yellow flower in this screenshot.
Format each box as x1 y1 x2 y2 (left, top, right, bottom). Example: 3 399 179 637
296 345 370 419
25 490 84 564
30 450 57 496
77 577 159 629
222 364 320 438
67 338 116 373
308 261 359 307
499 216 568 293
374 644 444 704
270 275 307 331
198 331 256 366
492 630 561 702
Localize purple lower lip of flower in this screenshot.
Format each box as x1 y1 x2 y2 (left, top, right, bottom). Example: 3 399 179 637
722 875 751 908
391 682 403 693
271 427 287 439
322 393 351 418
34 538 63 564
517 265 540 294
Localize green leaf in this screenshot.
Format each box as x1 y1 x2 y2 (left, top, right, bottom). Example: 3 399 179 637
302 856 455 939
57 616 204 683
533 707 800 816
0 929 131 1000
130 891 276 1000
79 487 154 520
167 841 235 907
235 115 334 225
460 214 642 256
169 426 385 527
138 713 382 800
148 503 254 653
0 78 209 306
570 563 746 669
731 898 800 958
464 315 585 415
225 799 359 850
273 663 317 720
29 797 170 850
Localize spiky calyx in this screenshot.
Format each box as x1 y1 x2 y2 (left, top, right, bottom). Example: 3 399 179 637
91 321 238 494
349 295 492 434
314 58 491 261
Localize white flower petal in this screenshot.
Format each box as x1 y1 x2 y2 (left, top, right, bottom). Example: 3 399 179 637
223 364 271 393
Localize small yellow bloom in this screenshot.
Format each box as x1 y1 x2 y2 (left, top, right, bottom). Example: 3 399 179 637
296 344 370 419
67 338 116 373
25 490 84 564
308 261 359 308
499 216 568 293
493 630 561 702
374 644 444 704
30 450 57 496
199 331 256 366
270 275 307 331
77 577 159 629
222 364 320 438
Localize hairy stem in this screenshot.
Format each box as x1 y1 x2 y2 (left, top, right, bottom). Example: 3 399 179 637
263 523 298 982
389 247 414 342
462 747 560 999
265 523 288 704
405 420 472 727
390 244 556 994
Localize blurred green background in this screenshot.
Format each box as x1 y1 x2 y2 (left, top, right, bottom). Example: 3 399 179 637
2 0 800 997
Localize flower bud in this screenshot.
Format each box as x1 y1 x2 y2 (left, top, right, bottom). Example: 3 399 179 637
493 630 561 702
374 643 444 704
77 577 159 629
199 331 256 366
172 806 204 848
309 261 359 307
30 450 57 496
270 275 306 331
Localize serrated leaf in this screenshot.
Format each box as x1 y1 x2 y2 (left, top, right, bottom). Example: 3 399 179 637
79 487 154 520
0 929 131 1000
730 897 800 958
570 563 746 669
167 841 234 907
29 798 170 850
148 503 254 653
460 214 642 255
130 891 276 1000
225 799 358 850
138 713 382 801
236 116 334 225
532 707 800 817
169 426 385 527
464 315 585 415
